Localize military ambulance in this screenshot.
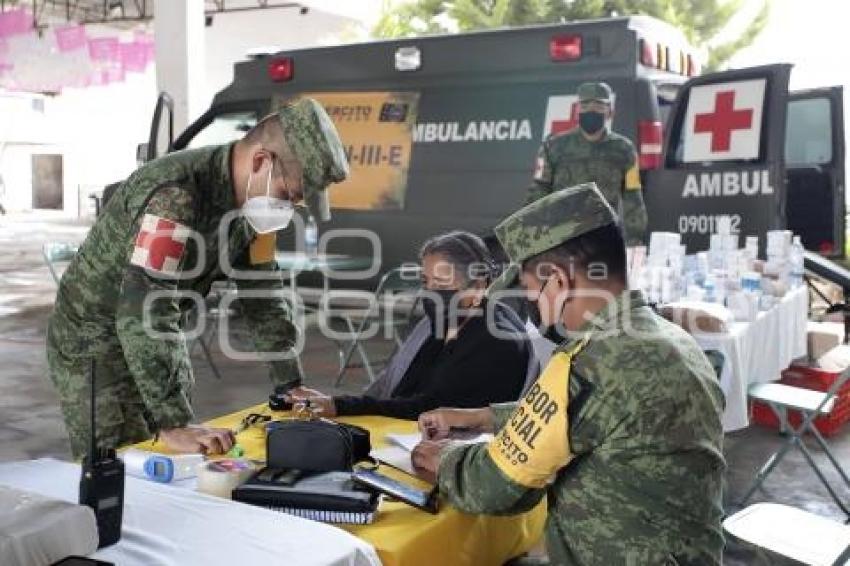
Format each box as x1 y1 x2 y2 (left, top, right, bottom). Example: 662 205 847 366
140 15 845 286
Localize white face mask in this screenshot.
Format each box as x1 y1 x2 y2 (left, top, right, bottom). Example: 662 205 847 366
242 160 294 234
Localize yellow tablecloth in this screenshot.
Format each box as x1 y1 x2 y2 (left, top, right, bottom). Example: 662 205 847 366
134 404 546 566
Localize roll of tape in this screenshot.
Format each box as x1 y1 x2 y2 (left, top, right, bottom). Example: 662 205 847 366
196 459 255 498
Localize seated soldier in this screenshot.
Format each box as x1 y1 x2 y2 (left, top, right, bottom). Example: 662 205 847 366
289 230 535 420
412 184 726 565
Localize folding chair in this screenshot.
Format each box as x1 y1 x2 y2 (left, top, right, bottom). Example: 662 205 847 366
184 281 239 382
333 265 422 386
42 242 80 285
723 503 850 565
741 368 850 518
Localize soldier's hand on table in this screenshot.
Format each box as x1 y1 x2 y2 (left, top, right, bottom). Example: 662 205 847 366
158 425 235 455
418 408 495 440
411 439 451 484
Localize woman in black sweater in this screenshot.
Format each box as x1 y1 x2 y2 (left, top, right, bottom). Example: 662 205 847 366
289 231 533 420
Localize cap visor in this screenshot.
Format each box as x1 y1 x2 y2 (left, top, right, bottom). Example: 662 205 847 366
306 188 331 222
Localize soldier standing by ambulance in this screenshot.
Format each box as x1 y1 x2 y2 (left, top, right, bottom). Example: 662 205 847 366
413 183 725 565
529 82 648 246
47 98 349 457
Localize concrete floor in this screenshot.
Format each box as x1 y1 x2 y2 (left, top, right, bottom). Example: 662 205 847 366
1 212 849 564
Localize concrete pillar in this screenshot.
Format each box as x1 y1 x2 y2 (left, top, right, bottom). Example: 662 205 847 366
154 0 205 136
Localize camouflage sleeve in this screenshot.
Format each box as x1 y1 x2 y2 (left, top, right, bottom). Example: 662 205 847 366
438 351 578 514
115 185 197 431
526 141 554 204
438 442 546 515
621 149 648 246
491 401 519 431
232 231 302 388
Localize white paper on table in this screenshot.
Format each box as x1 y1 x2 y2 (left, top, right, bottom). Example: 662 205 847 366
371 445 417 476
385 432 495 452
374 432 496 477
385 433 423 452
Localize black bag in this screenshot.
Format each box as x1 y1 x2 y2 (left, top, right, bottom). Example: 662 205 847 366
266 419 371 472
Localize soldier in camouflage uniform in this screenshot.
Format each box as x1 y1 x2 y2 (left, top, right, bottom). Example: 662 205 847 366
413 183 725 565
529 82 648 246
47 98 348 458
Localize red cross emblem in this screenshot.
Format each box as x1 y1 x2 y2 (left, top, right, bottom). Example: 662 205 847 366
549 102 580 136
694 90 754 152
130 214 190 275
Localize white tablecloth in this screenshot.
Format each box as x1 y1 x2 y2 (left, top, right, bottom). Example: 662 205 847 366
0 459 381 566
692 286 809 431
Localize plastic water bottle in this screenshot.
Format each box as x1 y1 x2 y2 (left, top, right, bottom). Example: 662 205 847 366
789 236 804 288
305 215 318 258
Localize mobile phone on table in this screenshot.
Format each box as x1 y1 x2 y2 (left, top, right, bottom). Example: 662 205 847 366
51 557 114 565
351 468 439 514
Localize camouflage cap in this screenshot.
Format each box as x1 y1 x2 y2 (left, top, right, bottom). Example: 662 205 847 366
488 182 617 293
577 81 613 104
275 97 349 222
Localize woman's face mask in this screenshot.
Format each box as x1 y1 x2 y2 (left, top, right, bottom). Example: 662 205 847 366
242 156 295 234
421 287 481 335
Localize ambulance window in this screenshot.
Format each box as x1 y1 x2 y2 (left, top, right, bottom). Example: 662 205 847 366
785 97 832 165
187 111 257 149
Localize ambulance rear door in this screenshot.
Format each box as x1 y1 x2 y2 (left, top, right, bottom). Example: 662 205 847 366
643 64 792 252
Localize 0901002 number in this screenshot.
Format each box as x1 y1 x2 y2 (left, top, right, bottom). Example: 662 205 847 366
677 214 741 235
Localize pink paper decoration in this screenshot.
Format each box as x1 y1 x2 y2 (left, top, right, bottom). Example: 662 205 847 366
104 65 125 83
119 41 147 72
55 25 86 52
88 36 119 61
0 8 30 38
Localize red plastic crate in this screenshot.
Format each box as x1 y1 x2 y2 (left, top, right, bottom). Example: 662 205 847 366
751 364 850 437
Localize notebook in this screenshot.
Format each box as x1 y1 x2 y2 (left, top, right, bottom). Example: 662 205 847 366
375 432 495 477
232 469 379 525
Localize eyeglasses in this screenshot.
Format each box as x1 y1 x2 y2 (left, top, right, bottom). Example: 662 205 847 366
265 148 306 207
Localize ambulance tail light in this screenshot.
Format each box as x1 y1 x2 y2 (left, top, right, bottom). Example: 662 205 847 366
686 54 700 77
268 57 293 82
550 35 582 61
639 38 655 67
639 120 663 169
819 241 835 255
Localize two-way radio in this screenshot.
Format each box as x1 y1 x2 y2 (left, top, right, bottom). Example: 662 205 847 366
78 359 125 548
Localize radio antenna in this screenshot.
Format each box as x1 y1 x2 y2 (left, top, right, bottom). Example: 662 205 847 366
89 358 97 465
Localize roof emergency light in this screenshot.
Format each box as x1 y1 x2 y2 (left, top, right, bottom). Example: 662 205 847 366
268 57 293 82
639 38 655 67
395 46 421 71
550 35 582 61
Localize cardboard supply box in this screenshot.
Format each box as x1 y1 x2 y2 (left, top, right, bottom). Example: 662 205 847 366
806 321 845 361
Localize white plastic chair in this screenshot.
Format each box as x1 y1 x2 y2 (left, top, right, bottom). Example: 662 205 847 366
724 503 850 565
741 368 850 518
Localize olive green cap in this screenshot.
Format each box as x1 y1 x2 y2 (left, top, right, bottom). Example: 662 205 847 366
577 81 613 104
488 182 618 292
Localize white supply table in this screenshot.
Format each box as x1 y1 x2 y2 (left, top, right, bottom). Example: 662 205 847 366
0 459 381 566
690 286 809 431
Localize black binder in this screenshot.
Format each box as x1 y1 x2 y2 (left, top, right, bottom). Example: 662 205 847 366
232 468 379 525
